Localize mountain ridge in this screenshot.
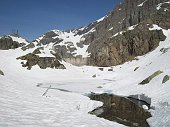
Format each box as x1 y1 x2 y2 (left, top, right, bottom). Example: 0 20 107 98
22 0 170 67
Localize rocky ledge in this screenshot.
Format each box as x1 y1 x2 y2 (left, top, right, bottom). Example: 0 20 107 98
0 36 23 50
0 69 4 76
87 24 166 66
17 53 65 70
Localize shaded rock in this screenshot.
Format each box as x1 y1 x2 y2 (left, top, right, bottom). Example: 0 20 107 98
88 24 166 66
40 31 63 45
0 69 4 76
32 47 44 54
37 57 65 69
139 70 163 85
98 68 104 71
17 53 65 70
162 75 170 84
0 36 21 50
134 67 139 71
108 68 113 71
85 0 169 67
21 43 35 51
92 74 96 78
160 47 170 54
97 86 103 89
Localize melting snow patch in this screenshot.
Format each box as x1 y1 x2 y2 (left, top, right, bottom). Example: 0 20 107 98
128 24 138 30
108 27 113 31
157 1 170 10
112 24 138 37
97 16 106 23
149 24 162 31
138 0 147 7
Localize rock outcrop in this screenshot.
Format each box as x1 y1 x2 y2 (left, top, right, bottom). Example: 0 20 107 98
0 36 21 50
139 70 163 85
88 24 166 66
21 43 35 51
162 75 170 84
0 69 4 76
86 0 169 66
17 53 65 70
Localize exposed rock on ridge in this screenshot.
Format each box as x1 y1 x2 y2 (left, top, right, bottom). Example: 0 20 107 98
0 36 22 50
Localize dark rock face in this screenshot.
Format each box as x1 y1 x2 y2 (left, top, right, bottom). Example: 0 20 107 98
86 0 169 66
88 24 166 66
162 75 170 84
150 1 170 29
32 47 44 54
0 36 21 50
89 93 152 127
17 53 65 70
39 31 63 45
0 69 4 76
21 43 35 51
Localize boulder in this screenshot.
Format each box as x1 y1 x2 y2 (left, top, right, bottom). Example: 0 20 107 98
0 69 4 76
139 70 163 85
17 53 65 70
21 43 35 51
162 75 170 84
32 47 44 54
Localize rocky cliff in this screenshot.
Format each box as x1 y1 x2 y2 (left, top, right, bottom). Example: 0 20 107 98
87 0 170 66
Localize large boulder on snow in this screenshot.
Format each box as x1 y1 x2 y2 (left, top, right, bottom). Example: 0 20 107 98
162 75 170 84
0 69 4 76
139 70 163 85
17 53 65 70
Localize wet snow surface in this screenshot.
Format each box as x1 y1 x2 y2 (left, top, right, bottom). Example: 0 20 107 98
0 26 170 126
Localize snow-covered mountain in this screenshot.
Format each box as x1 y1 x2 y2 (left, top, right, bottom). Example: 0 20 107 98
20 0 170 67
0 0 170 126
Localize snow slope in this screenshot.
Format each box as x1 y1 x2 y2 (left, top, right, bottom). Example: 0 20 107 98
0 25 170 126
9 35 29 44
0 49 124 127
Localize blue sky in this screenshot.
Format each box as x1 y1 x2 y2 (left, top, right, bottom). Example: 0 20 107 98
0 0 122 41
